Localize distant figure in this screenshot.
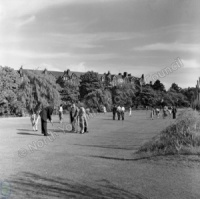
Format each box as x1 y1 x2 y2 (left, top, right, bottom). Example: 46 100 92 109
78 106 88 134
168 106 172 118
155 108 160 118
34 108 40 131
172 106 177 119
112 105 117 120
30 109 36 131
163 106 168 119
121 106 125 120
40 106 54 136
117 105 122 120
150 107 155 120
129 107 132 117
33 102 42 131
103 106 107 114
70 103 79 133
58 104 63 123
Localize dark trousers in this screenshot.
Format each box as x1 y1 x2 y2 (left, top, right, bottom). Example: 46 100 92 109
117 112 121 120
172 113 176 119
41 120 47 135
121 112 124 120
113 112 116 120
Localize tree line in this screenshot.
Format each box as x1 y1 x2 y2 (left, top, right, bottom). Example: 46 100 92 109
0 66 197 116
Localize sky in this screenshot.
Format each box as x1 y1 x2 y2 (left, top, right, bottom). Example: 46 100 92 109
0 0 199 89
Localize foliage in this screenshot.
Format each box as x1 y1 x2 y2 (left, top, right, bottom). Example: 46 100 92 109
84 89 112 111
169 83 182 93
137 109 200 155
112 84 135 108
152 80 166 92
0 66 22 115
57 77 80 109
135 85 157 107
18 70 61 113
80 71 103 99
0 66 197 115
181 87 196 104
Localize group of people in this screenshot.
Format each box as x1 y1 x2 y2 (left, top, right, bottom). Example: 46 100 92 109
150 106 177 120
69 103 89 134
30 103 89 136
112 105 126 120
30 102 178 136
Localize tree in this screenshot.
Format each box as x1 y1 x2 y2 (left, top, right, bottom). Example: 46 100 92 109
181 87 196 104
80 71 103 99
112 84 135 108
18 70 61 113
135 85 157 107
152 80 166 92
57 77 80 109
169 83 182 93
0 66 21 115
83 88 112 111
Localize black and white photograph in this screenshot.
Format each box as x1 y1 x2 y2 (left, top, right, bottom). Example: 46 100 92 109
0 0 200 198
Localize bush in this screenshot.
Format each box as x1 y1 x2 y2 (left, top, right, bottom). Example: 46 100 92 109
137 109 200 155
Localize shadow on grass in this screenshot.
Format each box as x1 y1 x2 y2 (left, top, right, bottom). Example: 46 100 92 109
88 153 200 162
17 132 44 136
73 144 137 150
52 129 78 134
17 129 34 132
87 155 152 162
9 172 148 199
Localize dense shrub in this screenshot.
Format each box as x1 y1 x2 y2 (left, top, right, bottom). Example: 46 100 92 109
137 109 200 155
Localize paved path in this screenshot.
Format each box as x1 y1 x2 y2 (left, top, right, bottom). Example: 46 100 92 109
0 111 200 199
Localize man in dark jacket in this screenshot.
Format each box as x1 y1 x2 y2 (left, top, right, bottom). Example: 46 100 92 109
40 106 54 136
112 105 117 120
172 106 177 119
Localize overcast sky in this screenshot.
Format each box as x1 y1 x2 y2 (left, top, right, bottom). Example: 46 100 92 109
0 0 199 89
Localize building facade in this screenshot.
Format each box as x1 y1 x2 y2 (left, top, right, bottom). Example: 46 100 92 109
18 66 145 87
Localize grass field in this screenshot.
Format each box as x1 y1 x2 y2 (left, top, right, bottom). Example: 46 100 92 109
0 110 200 199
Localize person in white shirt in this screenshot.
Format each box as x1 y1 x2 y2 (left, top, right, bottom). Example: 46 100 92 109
117 105 122 120
121 106 125 120
103 106 107 114
58 104 63 123
129 107 132 117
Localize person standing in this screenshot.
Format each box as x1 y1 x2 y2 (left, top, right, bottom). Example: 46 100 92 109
30 109 36 131
40 106 54 136
156 108 160 118
121 106 125 120
112 105 117 120
33 109 40 131
70 103 79 133
129 107 132 117
163 106 168 119
78 106 88 134
117 105 122 120
150 107 155 120
172 106 177 119
168 106 172 118
58 104 63 123
103 106 107 114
